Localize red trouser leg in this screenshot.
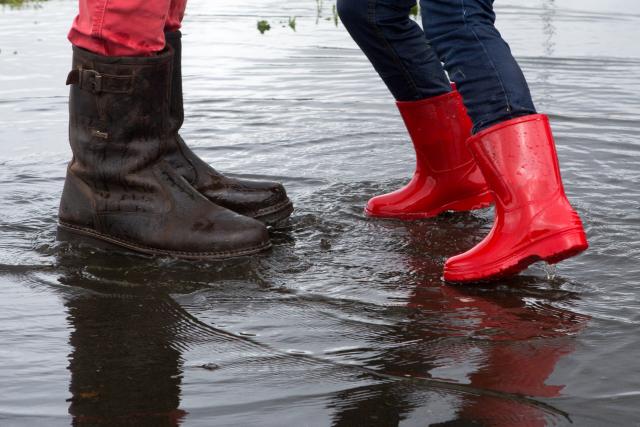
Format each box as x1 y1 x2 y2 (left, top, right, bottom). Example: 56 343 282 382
166 0 187 32
68 0 188 56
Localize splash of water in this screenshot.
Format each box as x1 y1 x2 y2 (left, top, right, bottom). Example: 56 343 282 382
542 263 557 281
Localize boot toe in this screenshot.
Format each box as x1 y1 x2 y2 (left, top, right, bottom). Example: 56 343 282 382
443 254 477 282
201 177 293 222
365 194 397 218
242 179 290 210
252 181 292 212
365 193 427 219
190 212 271 258
219 215 271 254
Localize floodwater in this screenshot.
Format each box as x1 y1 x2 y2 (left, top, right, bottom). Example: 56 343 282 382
1 0 639 425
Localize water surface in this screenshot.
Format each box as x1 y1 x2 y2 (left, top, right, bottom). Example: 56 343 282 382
1 0 639 425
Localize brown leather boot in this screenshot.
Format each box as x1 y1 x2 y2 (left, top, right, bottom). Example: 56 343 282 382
58 46 271 260
163 31 294 226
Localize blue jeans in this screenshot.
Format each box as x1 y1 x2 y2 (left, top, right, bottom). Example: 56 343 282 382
337 0 537 133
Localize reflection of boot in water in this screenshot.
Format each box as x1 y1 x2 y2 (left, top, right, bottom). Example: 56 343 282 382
438 285 587 393
411 283 589 425
325 279 586 426
328 381 416 427
62 272 187 426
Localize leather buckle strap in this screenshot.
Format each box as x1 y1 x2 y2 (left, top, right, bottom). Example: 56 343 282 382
66 67 134 94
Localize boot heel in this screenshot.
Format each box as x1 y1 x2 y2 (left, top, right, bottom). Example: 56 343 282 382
534 229 589 265
57 223 152 258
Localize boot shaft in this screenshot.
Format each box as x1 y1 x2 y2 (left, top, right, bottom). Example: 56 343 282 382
165 31 184 132
162 31 199 184
396 90 475 173
66 46 174 181
467 114 567 209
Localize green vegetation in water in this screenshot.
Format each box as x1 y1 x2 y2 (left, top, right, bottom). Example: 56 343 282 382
0 0 47 8
316 0 324 24
257 1 346 34
257 17 299 35
257 20 271 34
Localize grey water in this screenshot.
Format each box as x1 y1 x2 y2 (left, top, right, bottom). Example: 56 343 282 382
1 0 639 425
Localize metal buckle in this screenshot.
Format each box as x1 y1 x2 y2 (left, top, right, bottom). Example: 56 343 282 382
81 69 103 93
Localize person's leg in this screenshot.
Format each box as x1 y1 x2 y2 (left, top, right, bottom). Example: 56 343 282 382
68 0 172 56
337 0 451 101
165 0 188 32
421 0 537 133
60 0 272 258
337 0 492 219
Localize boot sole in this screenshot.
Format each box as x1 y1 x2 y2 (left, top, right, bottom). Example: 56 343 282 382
444 228 589 283
253 199 294 227
58 221 272 260
364 191 493 221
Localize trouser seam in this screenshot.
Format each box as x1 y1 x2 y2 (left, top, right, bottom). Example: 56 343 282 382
368 0 421 100
460 0 513 122
91 0 110 50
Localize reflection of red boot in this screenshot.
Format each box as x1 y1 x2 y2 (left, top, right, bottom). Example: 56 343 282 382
444 115 589 282
438 285 583 398
365 89 492 220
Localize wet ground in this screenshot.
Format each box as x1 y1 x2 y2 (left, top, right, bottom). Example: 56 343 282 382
1 0 640 425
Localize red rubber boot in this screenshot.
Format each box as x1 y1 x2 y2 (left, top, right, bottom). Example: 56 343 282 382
444 115 589 283
365 89 493 220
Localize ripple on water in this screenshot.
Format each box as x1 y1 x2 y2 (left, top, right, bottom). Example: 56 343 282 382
1 0 640 425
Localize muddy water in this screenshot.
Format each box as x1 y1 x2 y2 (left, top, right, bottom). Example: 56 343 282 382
1 0 639 425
